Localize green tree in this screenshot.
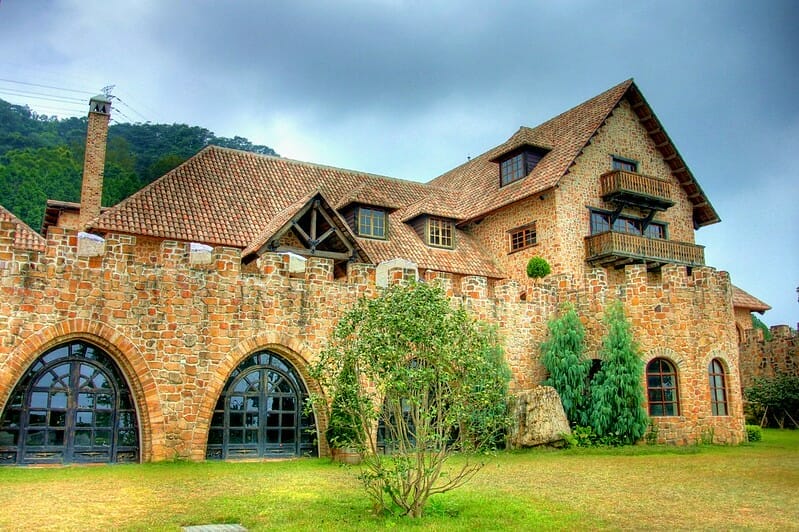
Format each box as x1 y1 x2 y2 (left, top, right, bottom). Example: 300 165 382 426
540 304 591 425
588 301 649 445
311 283 510 518
745 373 799 428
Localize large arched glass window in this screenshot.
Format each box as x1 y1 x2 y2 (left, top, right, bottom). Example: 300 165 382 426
708 359 728 416
0 341 139 465
646 358 680 416
206 350 316 459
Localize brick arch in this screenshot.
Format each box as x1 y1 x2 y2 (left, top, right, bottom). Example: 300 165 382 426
191 332 327 459
0 319 161 462
643 346 686 368
703 348 734 373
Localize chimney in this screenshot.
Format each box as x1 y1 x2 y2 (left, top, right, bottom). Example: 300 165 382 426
78 94 112 230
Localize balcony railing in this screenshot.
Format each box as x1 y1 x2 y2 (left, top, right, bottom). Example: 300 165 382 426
585 231 705 269
600 170 675 210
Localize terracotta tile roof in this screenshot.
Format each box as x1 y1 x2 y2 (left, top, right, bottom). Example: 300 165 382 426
88 80 716 280
0 204 46 252
399 188 463 223
91 146 503 278
430 79 720 228
732 285 771 313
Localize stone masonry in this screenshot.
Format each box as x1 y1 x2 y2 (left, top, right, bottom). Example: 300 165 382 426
0 218 745 462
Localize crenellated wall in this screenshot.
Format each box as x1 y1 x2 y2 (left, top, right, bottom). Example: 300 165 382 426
0 221 745 461
739 325 799 393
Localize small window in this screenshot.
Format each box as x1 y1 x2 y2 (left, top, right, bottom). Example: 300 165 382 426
501 153 526 186
612 156 637 172
708 359 728 416
508 223 537 253
647 358 680 416
428 218 454 249
357 207 386 239
498 147 547 187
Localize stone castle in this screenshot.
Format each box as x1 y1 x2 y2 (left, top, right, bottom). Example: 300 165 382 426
0 80 773 464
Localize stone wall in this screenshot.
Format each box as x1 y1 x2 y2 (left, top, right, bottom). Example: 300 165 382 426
739 325 799 392
0 221 746 462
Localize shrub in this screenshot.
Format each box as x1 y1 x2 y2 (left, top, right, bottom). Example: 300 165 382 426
588 301 649 445
540 304 591 425
311 283 511 518
746 424 762 442
745 373 799 428
526 256 551 280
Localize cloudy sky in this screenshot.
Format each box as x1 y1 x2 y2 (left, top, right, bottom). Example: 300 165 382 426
1 0 797 326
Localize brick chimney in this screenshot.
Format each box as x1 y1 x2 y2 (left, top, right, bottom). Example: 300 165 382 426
78 94 112 230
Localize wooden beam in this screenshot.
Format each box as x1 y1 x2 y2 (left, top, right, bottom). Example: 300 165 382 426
274 245 353 261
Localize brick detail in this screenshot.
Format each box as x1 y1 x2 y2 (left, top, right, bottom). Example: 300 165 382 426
78 109 110 229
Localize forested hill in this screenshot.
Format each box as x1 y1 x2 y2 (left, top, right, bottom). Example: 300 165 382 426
0 98 278 232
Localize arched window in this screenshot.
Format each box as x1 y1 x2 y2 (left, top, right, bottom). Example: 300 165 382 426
0 341 139 465
646 358 680 416
708 359 728 416
206 350 316 459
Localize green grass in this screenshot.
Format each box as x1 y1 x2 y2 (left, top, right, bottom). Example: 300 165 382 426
1 429 797 531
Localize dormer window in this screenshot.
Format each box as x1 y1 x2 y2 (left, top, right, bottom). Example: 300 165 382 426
357 207 386 239
496 146 548 187
427 217 454 249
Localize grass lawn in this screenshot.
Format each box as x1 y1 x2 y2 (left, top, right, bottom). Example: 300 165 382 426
0 429 797 531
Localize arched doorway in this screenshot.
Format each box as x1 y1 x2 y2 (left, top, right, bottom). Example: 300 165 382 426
206 350 317 459
0 341 139 465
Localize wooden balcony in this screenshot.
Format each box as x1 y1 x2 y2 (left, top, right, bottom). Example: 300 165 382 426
585 231 705 270
600 170 675 211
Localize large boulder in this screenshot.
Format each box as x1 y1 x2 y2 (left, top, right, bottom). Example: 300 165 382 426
509 386 571 447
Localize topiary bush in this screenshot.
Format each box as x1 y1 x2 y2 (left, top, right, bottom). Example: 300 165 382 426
526 256 551 280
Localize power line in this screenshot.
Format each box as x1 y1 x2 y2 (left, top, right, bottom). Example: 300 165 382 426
0 77 95 96
113 95 149 122
0 87 85 104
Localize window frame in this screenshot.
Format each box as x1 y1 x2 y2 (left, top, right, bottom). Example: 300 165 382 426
708 358 729 416
508 222 538 254
589 208 668 239
427 217 454 249
646 358 680 416
497 146 548 187
356 206 387 239
611 155 638 172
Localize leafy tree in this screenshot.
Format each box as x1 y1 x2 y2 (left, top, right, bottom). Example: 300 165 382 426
540 304 591 425
751 314 773 341
0 97 278 231
588 301 649 445
311 282 511 518
745 373 799 428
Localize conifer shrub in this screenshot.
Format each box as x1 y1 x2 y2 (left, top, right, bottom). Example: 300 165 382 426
588 301 649 445
540 304 591 425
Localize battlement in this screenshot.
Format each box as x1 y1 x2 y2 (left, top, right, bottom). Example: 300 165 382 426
0 225 735 314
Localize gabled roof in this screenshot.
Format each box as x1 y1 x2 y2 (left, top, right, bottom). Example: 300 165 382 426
90 146 504 278
242 189 369 263
430 79 720 228
0 204 46 252
732 285 771 314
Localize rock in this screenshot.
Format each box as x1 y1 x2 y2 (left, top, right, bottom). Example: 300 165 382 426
509 386 571 447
